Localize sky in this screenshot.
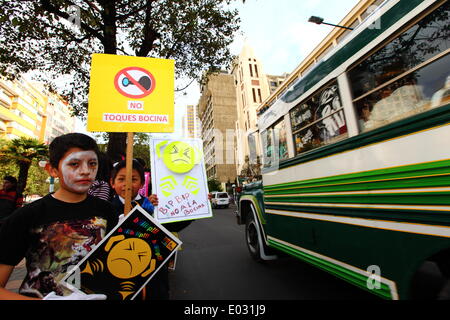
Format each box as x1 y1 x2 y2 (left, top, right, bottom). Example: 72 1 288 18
76 0 361 136
174 0 361 110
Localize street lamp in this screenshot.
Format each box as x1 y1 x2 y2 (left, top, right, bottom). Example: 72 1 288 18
308 16 354 30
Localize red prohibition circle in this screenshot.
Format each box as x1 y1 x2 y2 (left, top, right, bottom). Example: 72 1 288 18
114 66 156 99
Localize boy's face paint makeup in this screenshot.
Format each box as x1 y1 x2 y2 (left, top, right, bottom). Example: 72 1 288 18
111 168 143 199
58 149 98 194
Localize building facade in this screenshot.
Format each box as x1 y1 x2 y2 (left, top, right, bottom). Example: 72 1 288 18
182 104 202 139
0 76 75 143
198 71 237 189
231 44 288 175
43 92 76 144
0 77 47 141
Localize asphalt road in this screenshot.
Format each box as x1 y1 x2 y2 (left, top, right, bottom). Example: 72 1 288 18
168 205 379 300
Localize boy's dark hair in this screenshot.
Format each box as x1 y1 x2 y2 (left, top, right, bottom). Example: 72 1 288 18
49 133 100 168
110 159 145 183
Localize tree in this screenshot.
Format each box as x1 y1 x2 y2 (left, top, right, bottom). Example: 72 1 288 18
0 0 241 160
207 178 223 192
0 137 49 195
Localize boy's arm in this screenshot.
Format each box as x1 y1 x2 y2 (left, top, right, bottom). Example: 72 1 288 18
0 264 39 300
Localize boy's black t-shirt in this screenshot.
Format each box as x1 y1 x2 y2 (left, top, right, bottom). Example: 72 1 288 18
0 193 118 298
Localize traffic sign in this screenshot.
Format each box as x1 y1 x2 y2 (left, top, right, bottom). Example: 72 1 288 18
87 54 174 133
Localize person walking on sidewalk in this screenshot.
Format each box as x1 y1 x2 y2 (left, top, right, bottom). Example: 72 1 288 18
0 176 23 225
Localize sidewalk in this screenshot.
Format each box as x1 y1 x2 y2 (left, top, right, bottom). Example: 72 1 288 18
5 259 26 293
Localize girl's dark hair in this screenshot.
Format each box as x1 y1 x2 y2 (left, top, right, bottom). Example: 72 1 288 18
49 133 100 168
96 152 113 182
110 159 145 183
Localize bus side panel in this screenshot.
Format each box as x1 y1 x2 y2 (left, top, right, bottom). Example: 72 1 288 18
262 123 450 299
265 213 450 299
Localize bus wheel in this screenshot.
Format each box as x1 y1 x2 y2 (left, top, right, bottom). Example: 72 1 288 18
245 214 263 262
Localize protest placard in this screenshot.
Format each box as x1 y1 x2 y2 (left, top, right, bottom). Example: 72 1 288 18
87 53 175 133
61 205 181 300
150 138 213 224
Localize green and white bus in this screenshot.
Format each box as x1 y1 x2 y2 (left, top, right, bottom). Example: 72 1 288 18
236 0 450 300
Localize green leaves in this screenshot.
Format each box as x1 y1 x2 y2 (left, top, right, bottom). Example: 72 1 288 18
1 137 48 164
0 137 49 195
0 0 241 120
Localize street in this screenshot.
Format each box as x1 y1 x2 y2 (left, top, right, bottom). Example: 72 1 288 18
169 205 379 300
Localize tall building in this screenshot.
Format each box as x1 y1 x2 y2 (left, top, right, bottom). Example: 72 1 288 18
198 70 237 189
182 105 202 138
231 44 288 175
267 73 290 94
0 76 75 143
0 77 47 140
43 92 76 144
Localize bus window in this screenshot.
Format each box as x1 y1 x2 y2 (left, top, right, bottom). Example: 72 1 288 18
355 53 450 131
273 119 289 161
248 131 259 165
261 118 289 167
261 128 274 167
349 2 450 132
290 82 348 155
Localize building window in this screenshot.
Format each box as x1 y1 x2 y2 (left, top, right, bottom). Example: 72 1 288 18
249 64 253 77
257 89 262 103
254 64 259 78
252 88 257 103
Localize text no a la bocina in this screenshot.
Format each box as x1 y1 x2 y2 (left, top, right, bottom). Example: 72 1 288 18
158 192 205 217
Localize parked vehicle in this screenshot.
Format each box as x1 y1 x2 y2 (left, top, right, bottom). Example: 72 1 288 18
211 192 230 209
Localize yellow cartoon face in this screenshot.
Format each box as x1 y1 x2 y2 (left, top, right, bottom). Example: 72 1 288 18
163 141 196 174
106 238 152 279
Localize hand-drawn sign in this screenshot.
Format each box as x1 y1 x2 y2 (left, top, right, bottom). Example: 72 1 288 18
150 138 212 224
114 67 156 99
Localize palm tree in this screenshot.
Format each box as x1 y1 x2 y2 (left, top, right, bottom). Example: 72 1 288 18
0 137 48 195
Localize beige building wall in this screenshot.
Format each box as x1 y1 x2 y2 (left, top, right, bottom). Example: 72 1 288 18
231 44 277 175
198 71 238 188
183 105 201 138
43 94 76 144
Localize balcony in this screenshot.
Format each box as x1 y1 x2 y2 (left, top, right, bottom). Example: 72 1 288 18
0 90 11 107
0 105 16 121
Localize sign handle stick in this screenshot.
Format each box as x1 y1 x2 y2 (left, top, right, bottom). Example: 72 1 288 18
124 132 134 215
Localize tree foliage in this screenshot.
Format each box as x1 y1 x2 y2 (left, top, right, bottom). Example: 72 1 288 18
0 1 240 113
0 137 49 195
207 178 223 192
0 1 241 160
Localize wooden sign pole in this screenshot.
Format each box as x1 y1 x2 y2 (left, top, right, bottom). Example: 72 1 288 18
124 132 134 215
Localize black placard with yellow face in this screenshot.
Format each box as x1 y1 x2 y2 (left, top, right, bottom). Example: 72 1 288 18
61 205 181 300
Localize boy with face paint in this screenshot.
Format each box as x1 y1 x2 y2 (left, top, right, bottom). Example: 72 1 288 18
0 133 118 300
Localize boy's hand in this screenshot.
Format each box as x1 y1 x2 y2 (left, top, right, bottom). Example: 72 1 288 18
148 194 158 206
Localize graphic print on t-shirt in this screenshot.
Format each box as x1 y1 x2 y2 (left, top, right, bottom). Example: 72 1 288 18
19 217 107 298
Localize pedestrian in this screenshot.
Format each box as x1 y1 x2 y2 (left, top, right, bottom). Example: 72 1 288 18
0 133 118 300
109 159 191 300
0 175 23 224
